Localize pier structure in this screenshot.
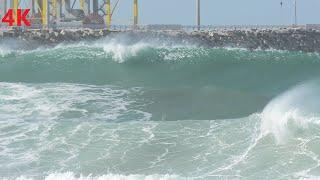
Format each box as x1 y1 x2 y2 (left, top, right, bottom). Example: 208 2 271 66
196 0 200 31
0 0 139 29
133 0 138 28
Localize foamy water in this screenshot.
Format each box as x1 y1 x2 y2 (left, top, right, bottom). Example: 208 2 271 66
0 35 320 179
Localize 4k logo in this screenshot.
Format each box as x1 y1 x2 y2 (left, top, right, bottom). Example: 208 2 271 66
1 9 31 26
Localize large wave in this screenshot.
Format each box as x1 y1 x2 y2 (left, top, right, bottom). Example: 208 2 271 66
1 81 320 179
1 33 319 63
1 34 320 179
1 35 319 88
261 80 320 143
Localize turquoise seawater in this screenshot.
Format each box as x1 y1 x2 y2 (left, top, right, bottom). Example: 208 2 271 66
0 34 320 179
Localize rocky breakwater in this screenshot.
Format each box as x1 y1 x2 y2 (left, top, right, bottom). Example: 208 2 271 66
191 28 320 52
0 29 116 44
1 28 320 52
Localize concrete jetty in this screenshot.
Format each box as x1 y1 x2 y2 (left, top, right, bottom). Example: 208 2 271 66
1 28 320 52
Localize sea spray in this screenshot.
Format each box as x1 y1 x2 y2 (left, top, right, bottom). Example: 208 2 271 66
0 36 320 179
261 80 320 143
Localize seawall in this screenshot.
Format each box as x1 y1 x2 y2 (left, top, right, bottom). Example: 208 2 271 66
1 28 320 52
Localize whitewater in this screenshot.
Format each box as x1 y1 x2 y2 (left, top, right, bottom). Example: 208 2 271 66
0 34 320 180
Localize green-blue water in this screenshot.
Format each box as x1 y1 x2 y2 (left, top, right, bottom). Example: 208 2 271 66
0 35 320 179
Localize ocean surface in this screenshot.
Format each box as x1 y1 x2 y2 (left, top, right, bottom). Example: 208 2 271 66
0 34 320 180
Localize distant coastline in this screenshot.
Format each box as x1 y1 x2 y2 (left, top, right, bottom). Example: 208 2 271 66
1 27 320 52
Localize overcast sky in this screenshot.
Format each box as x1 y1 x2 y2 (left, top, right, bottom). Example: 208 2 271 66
110 0 320 25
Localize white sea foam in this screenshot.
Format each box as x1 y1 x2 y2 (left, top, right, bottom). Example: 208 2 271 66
0 46 13 57
11 172 185 180
100 41 149 63
2 33 318 65
295 170 320 180
47 173 183 180
4 37 200 63
0 39 37 57
0 82 151 121
261 80 320 143
99 42 207 63
89 33 204 63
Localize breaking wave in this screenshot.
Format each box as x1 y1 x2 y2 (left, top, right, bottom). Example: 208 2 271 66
1 33 319 63
261 80 320 143
1 34 320 88
1 34 320 179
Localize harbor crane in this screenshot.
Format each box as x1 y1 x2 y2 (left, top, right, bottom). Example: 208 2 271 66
0 0 139 29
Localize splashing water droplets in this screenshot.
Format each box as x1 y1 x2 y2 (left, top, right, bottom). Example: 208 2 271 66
261 81 320 143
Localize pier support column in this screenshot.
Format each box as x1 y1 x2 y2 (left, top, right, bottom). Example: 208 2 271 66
196 0 200 31
294 0 297 26
4 0 7 15
106 0 111 29
42 0 48 28
56 0 61 21
31 0 35 14
61 0 65 17
133 0 138 28
52 0 57 18
13 0 19 26
93 0 98 14
87 0 90 14
80 0 85 10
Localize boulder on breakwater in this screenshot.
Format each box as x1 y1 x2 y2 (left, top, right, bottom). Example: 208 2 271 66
0 29 114 44
191 28 320 52
1 28 320 52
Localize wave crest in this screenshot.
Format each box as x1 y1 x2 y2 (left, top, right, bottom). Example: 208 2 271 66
261 80 320 143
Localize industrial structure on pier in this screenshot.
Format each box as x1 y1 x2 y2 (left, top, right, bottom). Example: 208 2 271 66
0 0 139 29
